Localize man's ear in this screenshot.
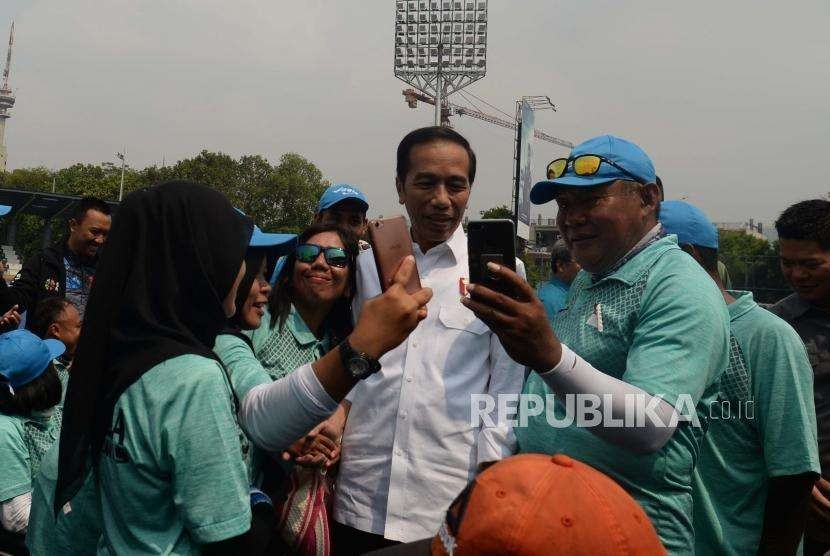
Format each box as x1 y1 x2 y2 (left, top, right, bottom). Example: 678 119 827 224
396 177 405 205
48 322 61 340
68 218 78 233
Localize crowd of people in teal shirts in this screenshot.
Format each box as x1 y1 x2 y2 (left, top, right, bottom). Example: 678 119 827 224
0 126 829 556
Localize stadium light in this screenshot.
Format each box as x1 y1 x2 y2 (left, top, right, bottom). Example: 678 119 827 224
394 0 488 125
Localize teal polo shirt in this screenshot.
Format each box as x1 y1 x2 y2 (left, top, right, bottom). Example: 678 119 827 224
693 291 820 555
247 305 330 380
517 235 730 555
537 276 570 320
97 354 251 555
0 411 60 504
26 443 102 555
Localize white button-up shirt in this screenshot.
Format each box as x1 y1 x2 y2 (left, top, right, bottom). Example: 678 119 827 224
332 226 525 542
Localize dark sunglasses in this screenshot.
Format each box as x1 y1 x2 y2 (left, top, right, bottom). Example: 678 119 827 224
295 243 349 268
546 154 646 185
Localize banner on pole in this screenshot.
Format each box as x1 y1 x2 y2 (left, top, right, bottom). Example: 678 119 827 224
516 100 534 240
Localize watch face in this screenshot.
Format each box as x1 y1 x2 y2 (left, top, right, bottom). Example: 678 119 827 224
349 357 371 377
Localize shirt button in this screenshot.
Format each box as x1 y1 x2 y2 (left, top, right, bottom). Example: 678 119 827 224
412 340 419 347
400 412 407 420
396 449 403 456
406 377 413 383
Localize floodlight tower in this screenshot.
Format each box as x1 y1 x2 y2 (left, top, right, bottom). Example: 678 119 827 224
394 0 487 126
0 22 15 173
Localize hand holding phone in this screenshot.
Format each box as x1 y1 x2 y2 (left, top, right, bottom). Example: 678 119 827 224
367 215 422 294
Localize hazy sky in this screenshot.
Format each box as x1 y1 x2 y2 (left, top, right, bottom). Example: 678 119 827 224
1 0 828 224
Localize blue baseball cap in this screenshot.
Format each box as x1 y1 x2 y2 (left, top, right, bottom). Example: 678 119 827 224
0 330 65 390
316 184 369 214
659 200 719 249
0 205 11 217
234 208 297 253
249 223 297 253
530 135 657 205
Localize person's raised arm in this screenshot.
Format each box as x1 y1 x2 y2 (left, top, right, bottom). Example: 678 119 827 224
462 262 678 455
239 256 432 453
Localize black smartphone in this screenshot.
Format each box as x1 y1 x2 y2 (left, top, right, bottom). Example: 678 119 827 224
467 219 517 295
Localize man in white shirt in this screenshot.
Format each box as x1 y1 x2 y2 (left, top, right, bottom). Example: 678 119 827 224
329 126 525 553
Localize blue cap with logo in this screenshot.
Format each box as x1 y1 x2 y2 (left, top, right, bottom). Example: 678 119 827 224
530 135 656 205
316 184 369 214
0 205 11 217
0 330 65 390
659 200 719 249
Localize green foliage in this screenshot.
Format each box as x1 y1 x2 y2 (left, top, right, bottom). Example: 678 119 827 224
0 150 329 260
718 230 788 303
520 251 541 288
479 205 513 220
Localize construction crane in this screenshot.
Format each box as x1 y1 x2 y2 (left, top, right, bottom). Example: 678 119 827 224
402 88 573 149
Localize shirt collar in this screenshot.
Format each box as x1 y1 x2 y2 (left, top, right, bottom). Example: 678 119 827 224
590 225 675 286
725 290 757 321
287 304 323 347
546 276 568 289
413 224 466 265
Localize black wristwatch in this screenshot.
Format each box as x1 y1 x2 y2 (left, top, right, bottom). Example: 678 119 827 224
339 338 381 380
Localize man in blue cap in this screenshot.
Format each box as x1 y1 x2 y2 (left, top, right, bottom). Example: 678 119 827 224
461 134 730 554
536 239 579 320
661 200 820 555
314 183 370 248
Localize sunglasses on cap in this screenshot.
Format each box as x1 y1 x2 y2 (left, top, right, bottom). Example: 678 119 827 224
546 154 646 185
295 244 349 268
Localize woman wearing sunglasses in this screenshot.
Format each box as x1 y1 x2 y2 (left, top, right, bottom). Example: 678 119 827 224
248 223 358 382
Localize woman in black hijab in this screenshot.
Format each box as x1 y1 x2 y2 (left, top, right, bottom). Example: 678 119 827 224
55 181 255 554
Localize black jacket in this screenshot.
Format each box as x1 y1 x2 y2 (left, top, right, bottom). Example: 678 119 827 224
0 242 89 331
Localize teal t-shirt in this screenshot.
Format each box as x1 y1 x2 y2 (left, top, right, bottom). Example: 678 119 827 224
26 442 102 556
517 236 730 556
692 291 821 555
0 410 60 503
0 414 31 503
247 305 330 380
214 332 273 485
537 277 570 321
97 354 251 555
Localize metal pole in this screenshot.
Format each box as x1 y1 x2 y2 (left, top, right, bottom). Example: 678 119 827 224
434 44 443 126
512 105 522 231
117 149 126 201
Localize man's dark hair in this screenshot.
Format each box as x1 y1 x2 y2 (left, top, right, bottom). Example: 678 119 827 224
71 196 111 223
396 126 477 185
775 199 830 250
31 297 74 340
550 240 573 274
0 363 61 415
655 175 664 201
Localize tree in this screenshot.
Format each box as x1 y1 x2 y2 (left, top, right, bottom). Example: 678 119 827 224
718 230 788 303
479 205 513 220
0 149 329 260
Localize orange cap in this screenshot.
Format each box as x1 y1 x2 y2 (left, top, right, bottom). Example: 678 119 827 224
427 454 665 556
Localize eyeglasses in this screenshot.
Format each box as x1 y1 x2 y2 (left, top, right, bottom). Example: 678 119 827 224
295 244 349 268
546 154 646 185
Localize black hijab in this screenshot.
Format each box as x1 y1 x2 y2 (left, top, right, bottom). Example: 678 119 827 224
55 181 253 512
